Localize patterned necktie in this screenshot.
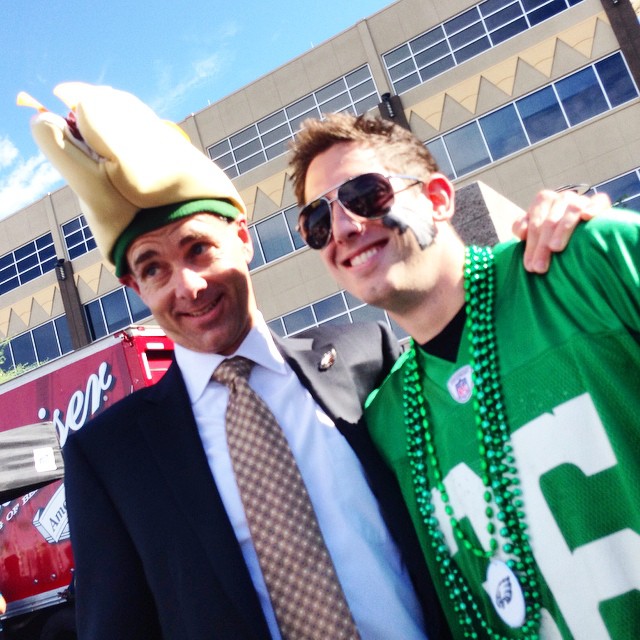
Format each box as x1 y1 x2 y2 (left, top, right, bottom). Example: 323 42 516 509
213 356 360 640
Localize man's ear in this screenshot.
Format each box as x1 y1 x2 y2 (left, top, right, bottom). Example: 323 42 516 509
424 173 455 222
119 273 140 295
235 216 255 265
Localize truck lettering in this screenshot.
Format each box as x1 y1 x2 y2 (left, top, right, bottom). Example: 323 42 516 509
38 361 115 446
22 491 37 505
49 503 67 531
33 484 69 544
5 504 19 520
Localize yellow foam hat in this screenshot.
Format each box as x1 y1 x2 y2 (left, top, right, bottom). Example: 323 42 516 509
22 82 246 273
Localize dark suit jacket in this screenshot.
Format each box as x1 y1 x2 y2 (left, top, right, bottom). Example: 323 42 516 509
64 322 450 639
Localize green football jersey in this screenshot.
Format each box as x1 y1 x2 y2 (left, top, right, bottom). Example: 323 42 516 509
365 211 640 639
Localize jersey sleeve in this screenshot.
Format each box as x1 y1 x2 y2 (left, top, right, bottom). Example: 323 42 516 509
582 209 640 333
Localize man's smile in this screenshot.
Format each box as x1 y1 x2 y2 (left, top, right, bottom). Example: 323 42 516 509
179 292 223 318
342 239 388 269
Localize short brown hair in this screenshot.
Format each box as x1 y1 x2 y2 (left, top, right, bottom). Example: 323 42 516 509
288 113 439 206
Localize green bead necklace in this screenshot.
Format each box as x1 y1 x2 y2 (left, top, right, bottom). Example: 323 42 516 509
403 245 542 639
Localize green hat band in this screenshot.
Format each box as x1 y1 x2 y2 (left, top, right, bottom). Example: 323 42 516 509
113 198 239 276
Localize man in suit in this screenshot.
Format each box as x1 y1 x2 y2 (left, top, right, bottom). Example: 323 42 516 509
29 83 601 640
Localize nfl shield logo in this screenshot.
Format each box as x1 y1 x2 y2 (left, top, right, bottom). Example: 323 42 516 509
447 365 473 403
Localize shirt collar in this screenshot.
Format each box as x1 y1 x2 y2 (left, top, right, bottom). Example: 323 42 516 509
174 312 287 404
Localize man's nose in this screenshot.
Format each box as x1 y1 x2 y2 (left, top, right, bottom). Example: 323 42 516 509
330 200 364 244
174 267 207 300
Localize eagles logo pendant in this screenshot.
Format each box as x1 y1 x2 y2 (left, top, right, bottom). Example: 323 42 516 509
485 560 526 628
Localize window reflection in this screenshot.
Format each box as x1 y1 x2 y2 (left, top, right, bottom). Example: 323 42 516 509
33 322 59 363
595 170 640 209
84 286 152 341
0 315 83 374
479 104 528 160
444 122 490 176
11 333 36 368
313 294 346 322
209 66 378 179
426 53 636 180
268 290 407 344
283 307 315 335
55 316 74 355
517 86 567 144
384 0 582 95
256 216 291 263
555 67 608 126
248 227 265 271
62 215 97 260
86 300 107 340
126 288 151 323
0 233 56 296
596 55 638 107
426 138 455 180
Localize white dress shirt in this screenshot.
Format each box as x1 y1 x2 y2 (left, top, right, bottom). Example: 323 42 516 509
174 315 426 639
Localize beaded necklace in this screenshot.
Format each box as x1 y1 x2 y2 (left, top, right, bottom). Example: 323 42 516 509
403 245 542 639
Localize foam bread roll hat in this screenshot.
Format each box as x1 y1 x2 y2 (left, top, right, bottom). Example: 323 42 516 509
21 82 246 276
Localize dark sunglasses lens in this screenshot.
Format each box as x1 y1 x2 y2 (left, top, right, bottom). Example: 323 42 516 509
339 174 394 218
300 199 332 249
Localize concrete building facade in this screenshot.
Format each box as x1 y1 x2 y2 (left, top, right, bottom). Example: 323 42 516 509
1 0 639 373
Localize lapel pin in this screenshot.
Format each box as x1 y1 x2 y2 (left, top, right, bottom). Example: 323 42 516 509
318 348 337 371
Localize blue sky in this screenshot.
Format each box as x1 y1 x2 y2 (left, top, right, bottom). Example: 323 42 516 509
0 0 393 219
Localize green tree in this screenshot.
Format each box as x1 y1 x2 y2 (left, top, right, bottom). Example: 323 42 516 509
0 340 36 385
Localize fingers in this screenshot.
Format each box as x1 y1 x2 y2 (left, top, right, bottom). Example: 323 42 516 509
579 192 612 219
515 189 611 273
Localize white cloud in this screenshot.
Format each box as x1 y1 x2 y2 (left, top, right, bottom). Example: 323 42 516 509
0 150 62 220
216 21 239 40
151 51 228 117
0 137 19 170
150 22 239 118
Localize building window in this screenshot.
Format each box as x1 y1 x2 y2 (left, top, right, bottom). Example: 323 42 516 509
267 291 409 342
249 206 305 271
383 0 584 95
208 66 379 179
254 215 293 264
62 215 97 260
10 333 37 369
0 233 57 296
84 286 151 341
443 122 491 176
0 315 73 374
594 53 639 107
32 322 60 363
517 86 568 144
479 104 529 160
426 52 638 181
591 168 640 212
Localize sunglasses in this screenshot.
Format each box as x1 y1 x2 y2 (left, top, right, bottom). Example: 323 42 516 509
297 173 423 250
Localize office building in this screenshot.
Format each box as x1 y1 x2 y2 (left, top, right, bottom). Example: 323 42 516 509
1 0 638 373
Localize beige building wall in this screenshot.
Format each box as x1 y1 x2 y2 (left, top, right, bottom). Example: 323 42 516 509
0 0 638 345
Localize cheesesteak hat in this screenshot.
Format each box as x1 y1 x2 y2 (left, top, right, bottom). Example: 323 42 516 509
21 82 246 276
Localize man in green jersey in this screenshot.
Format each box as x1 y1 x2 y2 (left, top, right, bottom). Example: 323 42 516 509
289 113 639 639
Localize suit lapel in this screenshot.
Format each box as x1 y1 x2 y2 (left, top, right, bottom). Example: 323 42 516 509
138 363 270 638
274 333 364 424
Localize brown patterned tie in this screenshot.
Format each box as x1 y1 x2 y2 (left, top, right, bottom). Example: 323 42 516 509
213 356 360 640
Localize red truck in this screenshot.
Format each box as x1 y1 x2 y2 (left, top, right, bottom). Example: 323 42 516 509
0 326 174 640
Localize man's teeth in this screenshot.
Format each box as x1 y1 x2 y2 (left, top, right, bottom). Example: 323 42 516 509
188 301 217 317
351 247 378 267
